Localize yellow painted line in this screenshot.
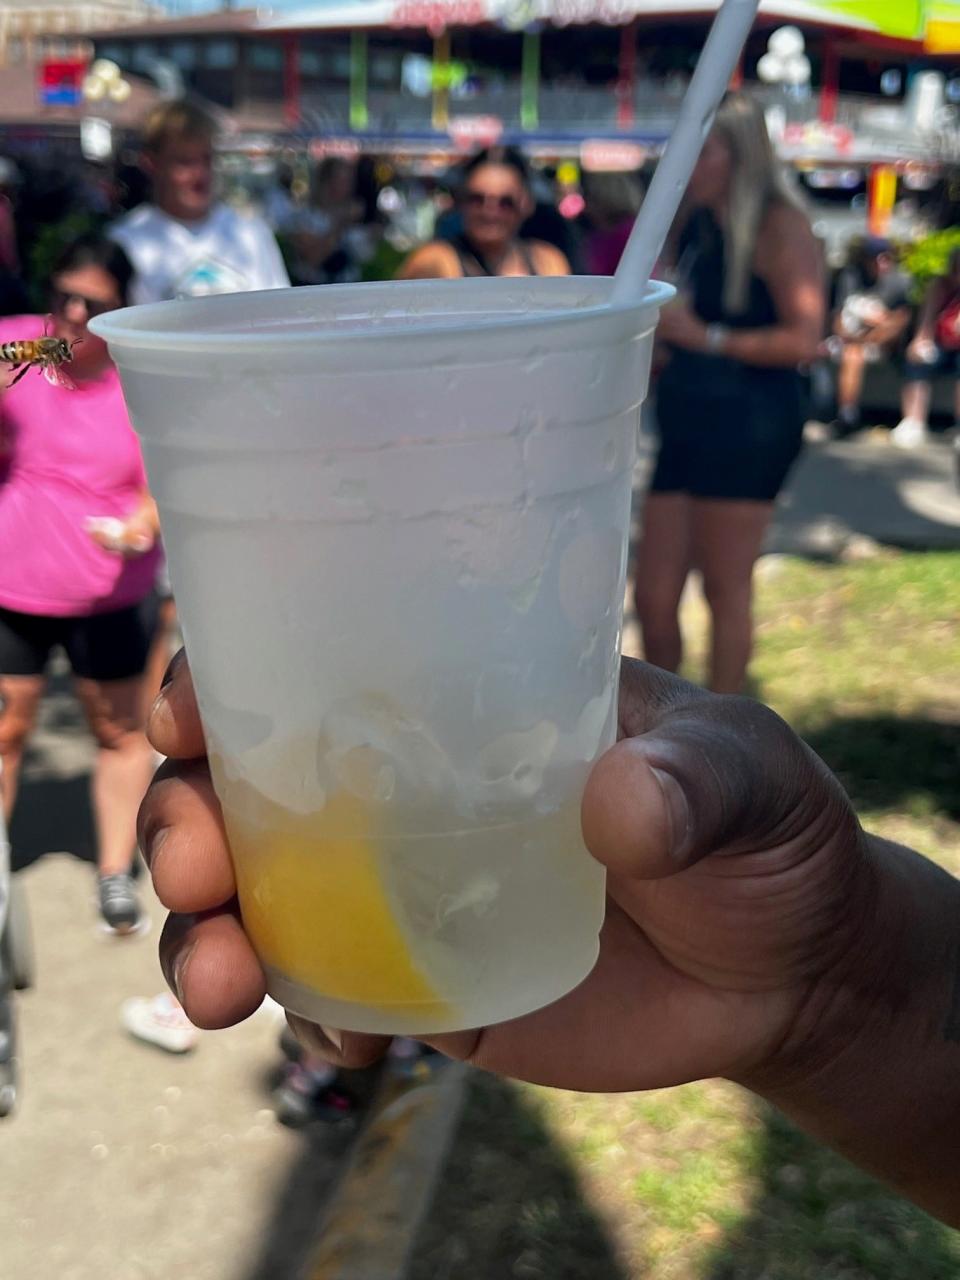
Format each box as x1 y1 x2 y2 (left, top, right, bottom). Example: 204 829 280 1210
307 1062 467 1280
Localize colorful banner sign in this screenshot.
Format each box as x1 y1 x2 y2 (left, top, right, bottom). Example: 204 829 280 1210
924 0 960 51
265 0 960 50
868 163 897 235
749 0 958 51
38 59 86 108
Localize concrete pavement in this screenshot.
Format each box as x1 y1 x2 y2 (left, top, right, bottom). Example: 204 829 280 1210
2 675 354 1280
769 431 960 555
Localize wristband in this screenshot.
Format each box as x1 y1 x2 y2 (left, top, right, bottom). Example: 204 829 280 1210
704 323 731 354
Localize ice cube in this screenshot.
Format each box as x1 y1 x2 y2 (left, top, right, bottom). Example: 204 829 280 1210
573 687 615 761
434 874 500 927
325 744 396 805
474 721 559 801
557 527 624 630
319 693 459 804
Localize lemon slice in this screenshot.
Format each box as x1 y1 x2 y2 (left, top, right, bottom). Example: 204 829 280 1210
225 787 443 1013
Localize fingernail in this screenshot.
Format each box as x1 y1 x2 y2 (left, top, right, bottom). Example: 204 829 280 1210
172 941 197 1005
287 1014 344 1057
160 651 183 690
319 1025 343 1052
149 691 170 727
142 825 168 871
650 766 693 859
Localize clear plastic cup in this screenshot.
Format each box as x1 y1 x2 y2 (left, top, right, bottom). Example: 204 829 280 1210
93 275 672 1034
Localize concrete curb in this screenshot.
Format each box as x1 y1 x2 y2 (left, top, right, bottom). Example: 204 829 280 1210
304 1061 468 1280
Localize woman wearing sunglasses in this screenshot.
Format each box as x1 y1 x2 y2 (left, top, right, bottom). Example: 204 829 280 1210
398 147 570 280
0 234 160 935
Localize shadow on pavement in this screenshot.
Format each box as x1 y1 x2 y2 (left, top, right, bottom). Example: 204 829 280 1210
770 441 960 557
8 670 98 871
702 1105 959 1279
240 1125 359 1280
408 1073 631 1280
240 1061 387 1280
9 770 97 871
803 714 960 823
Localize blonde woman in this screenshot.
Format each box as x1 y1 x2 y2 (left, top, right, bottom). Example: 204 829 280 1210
635 93 824 694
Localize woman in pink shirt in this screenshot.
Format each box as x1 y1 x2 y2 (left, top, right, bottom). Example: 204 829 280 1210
0 235 160 934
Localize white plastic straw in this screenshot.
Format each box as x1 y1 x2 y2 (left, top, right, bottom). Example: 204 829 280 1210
611 0 760 304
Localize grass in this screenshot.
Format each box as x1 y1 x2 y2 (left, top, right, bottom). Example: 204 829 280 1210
751 552 960 871
410 550 960 1279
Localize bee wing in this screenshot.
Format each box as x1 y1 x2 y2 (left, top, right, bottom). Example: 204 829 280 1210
43 364 76 391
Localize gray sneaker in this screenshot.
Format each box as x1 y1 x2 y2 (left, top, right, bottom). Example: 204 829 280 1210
98 873 141 935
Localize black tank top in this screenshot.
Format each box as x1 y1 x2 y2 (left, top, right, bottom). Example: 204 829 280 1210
450 234 539 278
678 209 778 329
658 207 807 436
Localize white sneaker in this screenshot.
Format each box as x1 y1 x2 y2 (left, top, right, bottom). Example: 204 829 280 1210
120 993 200 1054
890 417 928 449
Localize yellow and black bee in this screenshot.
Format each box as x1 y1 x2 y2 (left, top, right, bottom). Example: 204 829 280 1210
0 333 80 390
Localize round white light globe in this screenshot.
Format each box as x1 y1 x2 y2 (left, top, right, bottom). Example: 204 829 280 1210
768 25 805 57
757 52 785 84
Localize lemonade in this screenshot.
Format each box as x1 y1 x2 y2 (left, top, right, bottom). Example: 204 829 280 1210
95 275 669 1033
219 768 604 1034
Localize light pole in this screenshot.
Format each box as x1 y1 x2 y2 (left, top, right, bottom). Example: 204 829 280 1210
81 58 132 163
757 26 811 113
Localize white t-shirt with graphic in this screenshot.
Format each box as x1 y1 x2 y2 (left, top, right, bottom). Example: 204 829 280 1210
110 202 290 306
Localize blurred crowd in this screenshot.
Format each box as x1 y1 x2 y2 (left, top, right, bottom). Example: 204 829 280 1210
0 107 957 449
1 92 959 1123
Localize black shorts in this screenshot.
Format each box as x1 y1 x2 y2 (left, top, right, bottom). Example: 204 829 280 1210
651 355 806 503
650 418 804 502
0 594 159 682
902 348 960 382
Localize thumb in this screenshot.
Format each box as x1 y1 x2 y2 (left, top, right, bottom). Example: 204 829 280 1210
582 698 833 881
